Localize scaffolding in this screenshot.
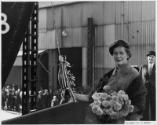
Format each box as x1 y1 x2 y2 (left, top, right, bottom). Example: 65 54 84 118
22 2 38 115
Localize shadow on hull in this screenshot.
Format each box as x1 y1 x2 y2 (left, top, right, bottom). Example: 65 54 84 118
2 102 88 124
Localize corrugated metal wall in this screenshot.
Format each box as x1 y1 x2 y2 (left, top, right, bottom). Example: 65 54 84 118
39 1 155 86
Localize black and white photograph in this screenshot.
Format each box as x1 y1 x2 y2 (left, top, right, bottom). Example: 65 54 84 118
1 1 156 124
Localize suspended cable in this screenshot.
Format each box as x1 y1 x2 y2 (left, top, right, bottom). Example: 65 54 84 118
37 59 50 73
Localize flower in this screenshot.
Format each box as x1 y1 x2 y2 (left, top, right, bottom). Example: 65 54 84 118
118 90 125 95
92 105 103 116
102 100 111 108
117 95 125 105
111 91 117 96
128 105 134 112
100 93 109 100
90 90 134 120
112 101 122 111
92 92 103 100
90 100 101 107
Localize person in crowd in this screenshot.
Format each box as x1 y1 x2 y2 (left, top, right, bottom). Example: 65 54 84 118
14 88 21 112
36 90 45 110
2 85 22 112
9 86 15 111
19 90 22 112
43 89 51 108
7 87 12 110
140 51 156 121
12 84 16 92
2 88 6 110
51 96 59 107
74 40 147 123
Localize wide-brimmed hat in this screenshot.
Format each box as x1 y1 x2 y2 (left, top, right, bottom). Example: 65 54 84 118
109 40 130 55
147 51 155 56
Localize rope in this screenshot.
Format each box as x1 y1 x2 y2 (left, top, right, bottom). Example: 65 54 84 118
37 59 50 73
55 27 61 56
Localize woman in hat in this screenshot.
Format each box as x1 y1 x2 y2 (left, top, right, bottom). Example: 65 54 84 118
74 40 146 123
141 51 156 121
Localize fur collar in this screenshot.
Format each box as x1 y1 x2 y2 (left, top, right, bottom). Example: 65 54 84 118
103 64 139 92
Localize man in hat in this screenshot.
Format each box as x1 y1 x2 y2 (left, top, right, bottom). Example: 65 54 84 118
141 51 156 120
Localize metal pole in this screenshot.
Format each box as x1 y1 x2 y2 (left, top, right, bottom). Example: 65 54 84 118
87 18 95 88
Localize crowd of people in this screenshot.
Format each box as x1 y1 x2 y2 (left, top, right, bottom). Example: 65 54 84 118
2 85 75 112
2 84 22 112
36 88 52 110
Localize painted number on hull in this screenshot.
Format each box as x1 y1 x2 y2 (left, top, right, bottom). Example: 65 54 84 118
1 13 10 34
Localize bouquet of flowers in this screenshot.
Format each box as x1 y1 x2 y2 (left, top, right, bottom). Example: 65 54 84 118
90 90 134 121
